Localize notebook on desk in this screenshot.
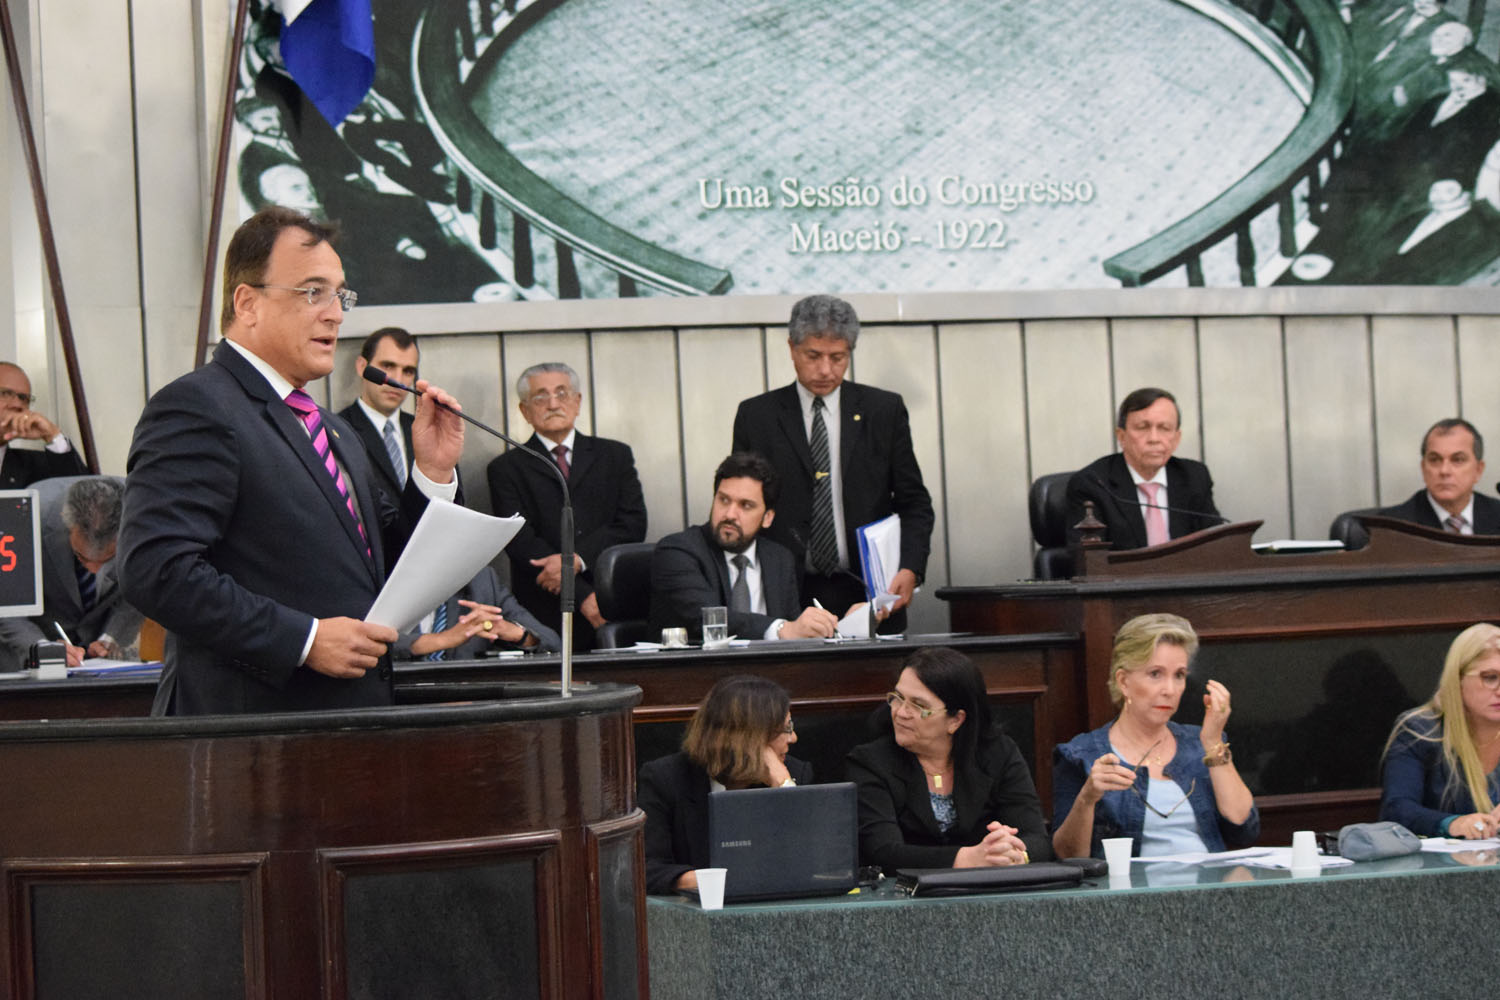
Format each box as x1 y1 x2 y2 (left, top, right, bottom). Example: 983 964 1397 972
707 782 859 902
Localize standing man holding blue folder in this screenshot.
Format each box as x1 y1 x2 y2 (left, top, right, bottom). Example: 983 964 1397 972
732 295 934 633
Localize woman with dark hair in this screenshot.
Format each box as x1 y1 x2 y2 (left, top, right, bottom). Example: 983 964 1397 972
845 647 1051 871
638 674 810 893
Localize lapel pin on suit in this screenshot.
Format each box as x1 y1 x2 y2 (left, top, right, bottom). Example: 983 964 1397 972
854 414 861 421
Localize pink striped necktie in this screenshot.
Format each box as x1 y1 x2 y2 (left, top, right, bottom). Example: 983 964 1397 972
285 389 370 556
1138 481 1169 547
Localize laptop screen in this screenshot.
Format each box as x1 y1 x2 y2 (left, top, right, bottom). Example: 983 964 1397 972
707 781 858 902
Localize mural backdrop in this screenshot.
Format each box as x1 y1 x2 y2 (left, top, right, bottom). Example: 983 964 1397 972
234 0 1500 305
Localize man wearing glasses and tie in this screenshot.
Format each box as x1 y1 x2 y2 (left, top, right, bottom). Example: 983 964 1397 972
0 362 86 489
119 206 465 715
485 361 647 651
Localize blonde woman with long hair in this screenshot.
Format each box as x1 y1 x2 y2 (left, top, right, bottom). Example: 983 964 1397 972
1381 623 1500 838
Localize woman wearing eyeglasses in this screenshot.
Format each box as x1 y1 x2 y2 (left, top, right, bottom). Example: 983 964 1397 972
1380 622 1500 838
845 646 1052 871
1051 613 1258 859
638 674 808 894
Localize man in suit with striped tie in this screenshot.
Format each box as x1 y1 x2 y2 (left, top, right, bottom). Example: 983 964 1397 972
732 295 934 633
486 362 647 651
120 207 465 715
1378 417 1500 535
339 327 419 505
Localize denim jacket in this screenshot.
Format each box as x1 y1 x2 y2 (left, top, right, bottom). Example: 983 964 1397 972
1052 720 1260 857
1380 713 1500 836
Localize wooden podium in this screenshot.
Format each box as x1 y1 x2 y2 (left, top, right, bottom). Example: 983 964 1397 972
0 682 644 1000
940 518 1500 840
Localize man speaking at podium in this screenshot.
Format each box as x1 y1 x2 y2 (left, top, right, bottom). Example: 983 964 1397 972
120 207 463 715
1065 387 1221 550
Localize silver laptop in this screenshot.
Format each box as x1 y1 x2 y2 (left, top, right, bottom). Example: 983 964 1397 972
707 782 859 902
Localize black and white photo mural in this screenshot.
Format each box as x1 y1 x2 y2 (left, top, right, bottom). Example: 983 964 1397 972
234 0 1500 305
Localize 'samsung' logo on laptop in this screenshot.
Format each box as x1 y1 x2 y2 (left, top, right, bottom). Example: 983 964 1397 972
718 839 753 848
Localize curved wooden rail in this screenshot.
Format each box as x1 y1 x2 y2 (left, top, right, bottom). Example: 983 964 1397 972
1103 0 1355 286
413 0 733 297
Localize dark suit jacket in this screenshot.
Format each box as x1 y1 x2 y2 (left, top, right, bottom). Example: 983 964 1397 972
731 381 934 583
0 443 86 490
638 750 815 894
485 432 647 641
392 565 560 660
1378 488 1500 534
648 524 802 641
0 475 143 671
337 402 414 504
1065 453 1221 551
844 727 1052 873
119 340 431 715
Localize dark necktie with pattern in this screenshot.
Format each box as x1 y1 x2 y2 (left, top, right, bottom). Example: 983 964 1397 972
382 419 407 489
808 396 838 574
285 389 369 556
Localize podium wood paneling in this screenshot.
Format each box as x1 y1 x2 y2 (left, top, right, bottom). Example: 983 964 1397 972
0 684 644 1000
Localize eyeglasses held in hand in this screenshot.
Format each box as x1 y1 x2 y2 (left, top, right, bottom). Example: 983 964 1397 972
1123 738 1196 819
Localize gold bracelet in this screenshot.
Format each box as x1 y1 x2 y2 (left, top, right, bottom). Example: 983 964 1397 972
1203 741 1232 767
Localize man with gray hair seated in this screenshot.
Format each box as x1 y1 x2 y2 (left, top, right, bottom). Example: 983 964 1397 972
0 476 143 670
486 361 647 651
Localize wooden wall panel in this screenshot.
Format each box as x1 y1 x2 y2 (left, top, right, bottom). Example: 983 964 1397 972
1199 317 1289 539
1024 319 1113 477
857 323 946 631
1285 316 1375 537
592 330 682 543
937 322 1028 585
1457 316 1500 457
677 328 765 528
1372 316 1457 505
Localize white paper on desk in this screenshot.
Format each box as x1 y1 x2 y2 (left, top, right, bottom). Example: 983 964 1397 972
1134 847 1277 865
1237 848 1353 869
1419 836 1500 852
366 504 524 633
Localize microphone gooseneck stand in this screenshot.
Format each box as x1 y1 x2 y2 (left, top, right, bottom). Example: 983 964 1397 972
362 368 576 696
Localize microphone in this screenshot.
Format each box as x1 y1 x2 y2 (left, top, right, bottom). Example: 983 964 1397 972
1083 473 1231 527
364 366 579 693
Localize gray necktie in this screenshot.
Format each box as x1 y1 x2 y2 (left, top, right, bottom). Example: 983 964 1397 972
1445 515 1466 534
382 419 407 489
730 554 752 614
808 397 838 574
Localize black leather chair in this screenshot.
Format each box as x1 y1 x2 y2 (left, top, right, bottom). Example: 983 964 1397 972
1329 507 1378 551
592 541 656 648
1028 471 1076 579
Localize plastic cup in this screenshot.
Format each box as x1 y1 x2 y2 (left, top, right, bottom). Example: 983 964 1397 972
695 867 727 909
1290 830 1320 872
1102 837 1133 878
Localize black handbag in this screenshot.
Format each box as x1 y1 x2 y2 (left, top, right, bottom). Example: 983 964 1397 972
895 862 1084 897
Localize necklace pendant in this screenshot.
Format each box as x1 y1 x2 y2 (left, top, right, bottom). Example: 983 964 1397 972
933 774 943 789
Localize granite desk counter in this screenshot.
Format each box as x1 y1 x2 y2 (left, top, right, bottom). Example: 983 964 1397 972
647 851 1495 1000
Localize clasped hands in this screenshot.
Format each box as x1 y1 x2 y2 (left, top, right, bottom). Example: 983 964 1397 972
0 409 60 444
955 821 1028 868
308 600 523 677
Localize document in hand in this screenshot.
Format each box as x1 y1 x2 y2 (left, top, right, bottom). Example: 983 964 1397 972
365 502 525 632
856 514 901 601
